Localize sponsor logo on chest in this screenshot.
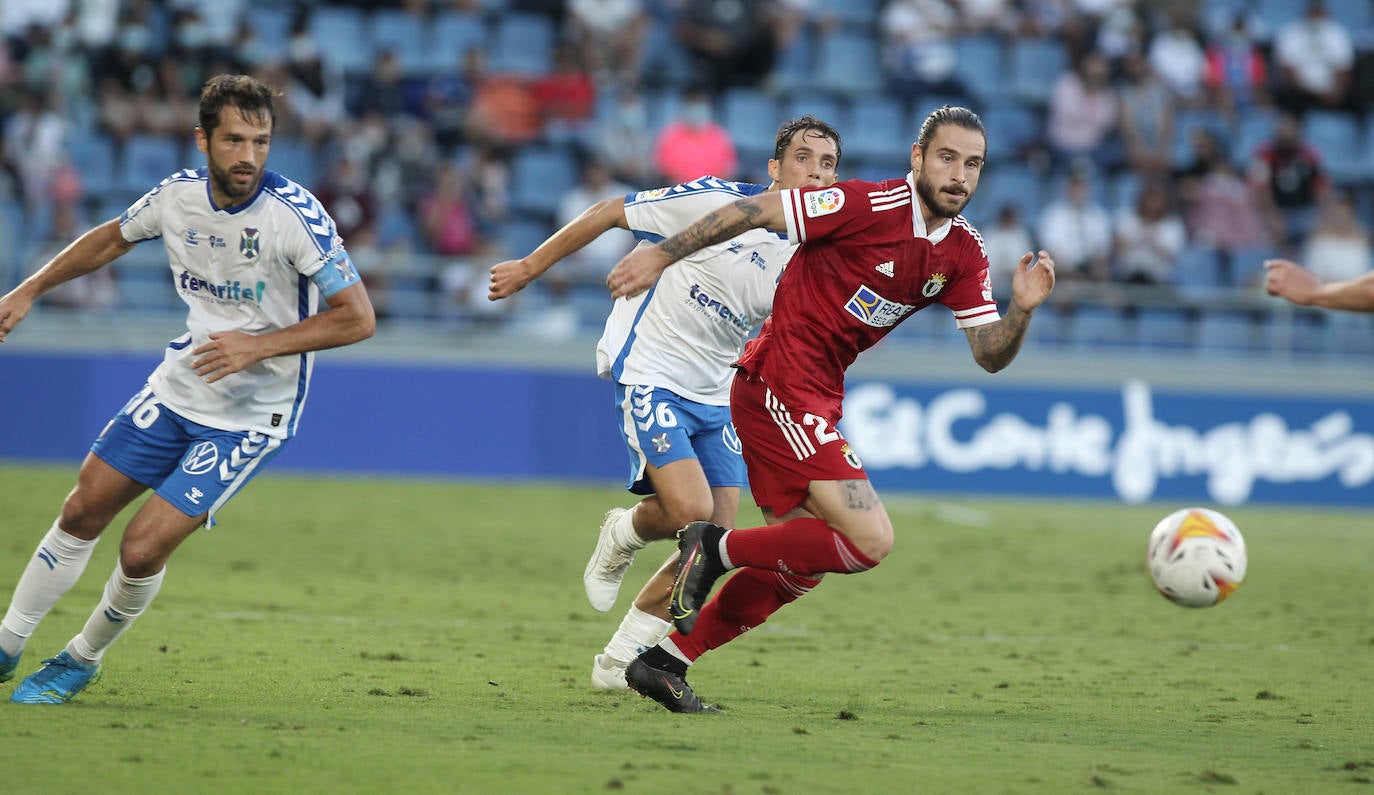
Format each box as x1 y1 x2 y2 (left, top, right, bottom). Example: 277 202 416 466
845 284 916 328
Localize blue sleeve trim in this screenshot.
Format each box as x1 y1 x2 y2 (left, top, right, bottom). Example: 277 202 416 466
311 250 360 298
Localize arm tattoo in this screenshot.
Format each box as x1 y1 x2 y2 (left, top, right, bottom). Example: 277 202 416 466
967 302 1032 372
842 479 881 511
658 198 762 262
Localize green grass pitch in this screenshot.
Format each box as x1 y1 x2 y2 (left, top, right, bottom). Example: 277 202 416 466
1 462 1371 793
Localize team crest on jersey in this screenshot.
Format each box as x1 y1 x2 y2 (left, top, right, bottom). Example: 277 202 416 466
841 443 863 469
845 284 916 327
922 273 947 298
804 188 844 218
240 228 261 259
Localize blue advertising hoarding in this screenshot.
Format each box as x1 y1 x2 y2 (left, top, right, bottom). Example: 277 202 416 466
1 351 1370 507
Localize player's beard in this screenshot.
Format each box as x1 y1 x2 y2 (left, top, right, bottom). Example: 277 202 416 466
208 156 263 206
915 171 971 219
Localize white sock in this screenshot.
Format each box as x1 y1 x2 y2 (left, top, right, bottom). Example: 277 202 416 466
67 564 165 665
0 522 99 657
718 529 734 569
613 504 648 551
602 605 671 665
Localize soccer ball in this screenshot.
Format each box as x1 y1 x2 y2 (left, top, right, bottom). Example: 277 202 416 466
1146 508 1247 608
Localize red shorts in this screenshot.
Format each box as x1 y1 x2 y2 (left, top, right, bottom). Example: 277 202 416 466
730 371 869 516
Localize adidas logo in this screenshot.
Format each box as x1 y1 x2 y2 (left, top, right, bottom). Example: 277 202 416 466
875 260 895 277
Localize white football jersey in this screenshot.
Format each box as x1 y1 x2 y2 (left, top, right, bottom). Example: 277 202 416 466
597 177 793 405
119 168 352 439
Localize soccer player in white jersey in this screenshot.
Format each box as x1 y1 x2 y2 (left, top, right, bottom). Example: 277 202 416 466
0 74 375 703
488 116 842 690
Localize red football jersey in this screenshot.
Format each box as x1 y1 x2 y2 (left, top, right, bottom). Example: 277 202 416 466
734 173 998 419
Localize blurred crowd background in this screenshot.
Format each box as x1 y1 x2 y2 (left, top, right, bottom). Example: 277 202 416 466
2 0 1373 357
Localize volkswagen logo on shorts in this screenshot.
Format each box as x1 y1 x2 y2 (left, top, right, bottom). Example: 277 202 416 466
181 441 219 475
722 423 743 455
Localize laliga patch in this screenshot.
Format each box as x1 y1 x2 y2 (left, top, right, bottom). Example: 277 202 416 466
804 188 844 218
841 443 863 470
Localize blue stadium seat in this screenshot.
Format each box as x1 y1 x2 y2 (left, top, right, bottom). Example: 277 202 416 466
1233 107 1277 168
720 88 781 163
497 218 556 258
845 96 906 164
1303 111 1368 184
1171 108 1230 167
972 162 1041 228
639 16 693 89
1327 314 1374 357
815 0 881 31
1070 306 1133 350
428 11 486 74
66 132 118 199
1196 310 1259 353
1006 39 1067 106
308 6 372 74
1173 245 1225 301
486 13 555 76
117 134 185 195
813 33 884 97
980 103 1041 165
371 9 431 75
1255 0 1306 29
1135 306 1193 351
508 147 580 220
268 137 318 187
771 30 815 95
780 95 847 134
952 36 1006 105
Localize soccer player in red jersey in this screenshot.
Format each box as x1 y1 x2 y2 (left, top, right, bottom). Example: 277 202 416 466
606 105 1057 712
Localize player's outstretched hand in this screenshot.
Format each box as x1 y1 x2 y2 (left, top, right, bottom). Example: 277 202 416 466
488 259 538 301
192 330 265 383
1263 259 1320 306
0 288 35 343
607 246 670 300
1011 250 1055 313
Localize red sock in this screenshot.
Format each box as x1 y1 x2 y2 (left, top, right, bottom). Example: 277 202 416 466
723 516 878 576
672 568 822 661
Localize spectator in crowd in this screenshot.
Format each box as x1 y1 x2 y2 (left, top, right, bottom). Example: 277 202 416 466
1299 190 1371 289
954 0 1024 37
1113 179 1186 288
1249 111 1328 248
2 88 68 209
532 44 598 145
1117 53 1175 178
279 25 348 147
1186 157 1271 267
878 0 966 100
27 203 117 311
1037 166 1112 283
463 51 543 149
1272 0 1353 114
653 86 737 185
1045 52 1119 173
1146 12 1207 106
675 0 781 94
353 49 409 121
417 160 489 258
423 47 481 155
314 156 378 245
595 89 655 185
566 0 647 86
1203 11 1268 117
554 156 636 286
981 202 1035 297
